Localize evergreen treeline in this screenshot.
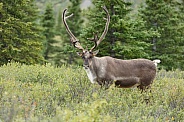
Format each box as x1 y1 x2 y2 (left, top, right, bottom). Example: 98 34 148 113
0 0 184 70
0 0 44 65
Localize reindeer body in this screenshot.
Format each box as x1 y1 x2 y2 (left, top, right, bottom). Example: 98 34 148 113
62 6 160 91
84 56 156 89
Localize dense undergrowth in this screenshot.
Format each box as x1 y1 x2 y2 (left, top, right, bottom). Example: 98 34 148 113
0 62 183 122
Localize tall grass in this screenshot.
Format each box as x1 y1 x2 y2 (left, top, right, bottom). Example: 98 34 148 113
0 62 183 122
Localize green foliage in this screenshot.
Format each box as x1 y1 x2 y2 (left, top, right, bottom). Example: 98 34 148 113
0 62 183 121
0 0 44 65
113 16 159 59
81 0 156 60
41 3 59 64
177 0 184 70
139 0 184 70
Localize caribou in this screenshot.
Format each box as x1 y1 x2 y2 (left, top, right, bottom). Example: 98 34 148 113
62 6 160 91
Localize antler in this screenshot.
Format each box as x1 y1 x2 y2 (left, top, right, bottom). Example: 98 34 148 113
90 6 110 52
62 9 84 51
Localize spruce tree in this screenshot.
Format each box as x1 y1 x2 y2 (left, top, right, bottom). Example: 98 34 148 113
54 7 66 66
81 0 155 59
41 3 58 63
139 0 184 70
55 7 63 35
0 0 44 65
177 0 184 70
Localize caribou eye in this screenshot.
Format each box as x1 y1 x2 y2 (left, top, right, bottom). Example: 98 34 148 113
82 56 85 59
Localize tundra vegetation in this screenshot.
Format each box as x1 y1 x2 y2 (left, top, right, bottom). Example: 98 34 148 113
0 62 183 121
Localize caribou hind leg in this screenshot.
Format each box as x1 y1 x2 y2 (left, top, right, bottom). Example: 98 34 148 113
138 84 153 104
137 84 152 93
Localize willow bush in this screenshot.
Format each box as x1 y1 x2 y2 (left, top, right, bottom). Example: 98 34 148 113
0 62 183 121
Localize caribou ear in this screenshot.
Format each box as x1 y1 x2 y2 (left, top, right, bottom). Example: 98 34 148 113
77 52 83 57
92 50 99 56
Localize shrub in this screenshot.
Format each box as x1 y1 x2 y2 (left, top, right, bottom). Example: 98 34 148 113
0 62 183 121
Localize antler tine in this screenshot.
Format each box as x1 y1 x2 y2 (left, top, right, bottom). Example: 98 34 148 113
88 32 98 52
97 6 110 45
62 9 84 51
87 32 99 41
90 6 110 52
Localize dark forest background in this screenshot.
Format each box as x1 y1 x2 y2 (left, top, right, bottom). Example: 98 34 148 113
1 0 184 70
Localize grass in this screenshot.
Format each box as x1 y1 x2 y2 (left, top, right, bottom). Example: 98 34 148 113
0 62 183 122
